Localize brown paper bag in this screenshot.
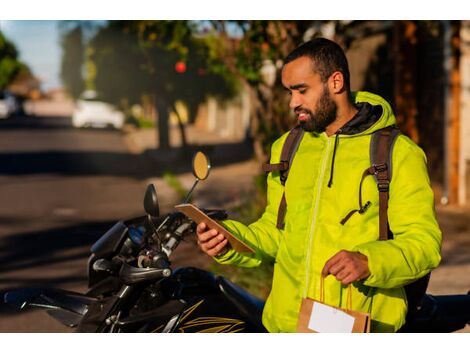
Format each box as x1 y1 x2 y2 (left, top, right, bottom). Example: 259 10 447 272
296 277 370 333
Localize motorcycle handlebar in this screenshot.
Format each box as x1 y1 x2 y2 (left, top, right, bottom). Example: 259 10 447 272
119 262 171 285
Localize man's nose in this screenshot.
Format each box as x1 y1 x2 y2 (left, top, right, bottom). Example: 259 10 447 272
289 94 301 110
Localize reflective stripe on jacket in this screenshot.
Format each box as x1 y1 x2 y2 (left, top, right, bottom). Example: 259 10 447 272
216 91 442 332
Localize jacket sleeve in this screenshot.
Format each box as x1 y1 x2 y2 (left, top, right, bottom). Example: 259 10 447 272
353 136 442 289
214 137 287 268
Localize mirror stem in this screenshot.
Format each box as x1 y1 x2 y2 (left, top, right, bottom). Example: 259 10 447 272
183 178 199 204
148 214 162 249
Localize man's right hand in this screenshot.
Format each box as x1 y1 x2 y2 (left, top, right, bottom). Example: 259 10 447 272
196 222 230 257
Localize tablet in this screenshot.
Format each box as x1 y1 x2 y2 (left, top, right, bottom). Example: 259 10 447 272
175 203 255 254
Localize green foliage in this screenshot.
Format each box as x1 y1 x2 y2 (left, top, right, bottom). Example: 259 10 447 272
162 171 187 200
60 26 85 99
88 20 239 118
125 115 155 129
201 21 315 161
0 31 26 90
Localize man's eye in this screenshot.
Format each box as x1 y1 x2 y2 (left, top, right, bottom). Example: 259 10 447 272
299 89 307 94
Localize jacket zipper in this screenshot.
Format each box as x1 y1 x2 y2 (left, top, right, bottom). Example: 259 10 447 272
303 136 332 298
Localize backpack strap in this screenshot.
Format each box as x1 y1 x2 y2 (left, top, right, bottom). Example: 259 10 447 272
370 126 431 316
370 125 401 241
262 125 304 229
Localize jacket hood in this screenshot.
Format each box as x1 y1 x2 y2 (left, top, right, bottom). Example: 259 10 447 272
340 91 397 136
326 91 396 187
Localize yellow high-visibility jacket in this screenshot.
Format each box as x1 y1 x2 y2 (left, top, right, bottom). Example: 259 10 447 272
215 91 442 332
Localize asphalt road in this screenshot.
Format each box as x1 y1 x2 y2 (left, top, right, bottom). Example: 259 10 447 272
0 115 178 332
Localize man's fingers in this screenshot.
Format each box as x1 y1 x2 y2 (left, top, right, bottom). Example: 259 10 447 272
334 267 350 282
207 238 228 257
197 222 207 234
322 251 344 276
197 228 219 243
328 262 346 277
202 234 226 251
341 273 357 285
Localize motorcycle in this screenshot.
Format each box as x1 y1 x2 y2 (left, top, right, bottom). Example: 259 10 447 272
3 151 470 333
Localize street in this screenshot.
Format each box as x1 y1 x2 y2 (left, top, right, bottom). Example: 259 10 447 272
0 115 206 332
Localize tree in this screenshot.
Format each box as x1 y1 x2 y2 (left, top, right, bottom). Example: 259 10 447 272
203 21 317 161
88 20 238 151
60 26 85 99
0 31 29 90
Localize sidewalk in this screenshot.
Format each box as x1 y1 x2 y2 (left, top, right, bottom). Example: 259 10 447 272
122 124 259 209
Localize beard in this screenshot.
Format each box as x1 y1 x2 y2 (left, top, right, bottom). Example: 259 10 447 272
297 85 337 133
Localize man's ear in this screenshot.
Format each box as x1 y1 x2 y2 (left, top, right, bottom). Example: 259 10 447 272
329 71 344 94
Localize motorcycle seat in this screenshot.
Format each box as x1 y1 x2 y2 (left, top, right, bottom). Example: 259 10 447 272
216 276 267 332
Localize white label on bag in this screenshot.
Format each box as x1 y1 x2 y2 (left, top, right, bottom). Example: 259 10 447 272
308 301 355 333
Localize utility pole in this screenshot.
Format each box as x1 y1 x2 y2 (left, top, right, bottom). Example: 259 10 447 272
459 21 470 205
442 21 461 205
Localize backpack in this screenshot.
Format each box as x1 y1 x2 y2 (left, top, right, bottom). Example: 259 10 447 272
262 125 430 318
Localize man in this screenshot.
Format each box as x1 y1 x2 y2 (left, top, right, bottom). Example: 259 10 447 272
196 38 442 332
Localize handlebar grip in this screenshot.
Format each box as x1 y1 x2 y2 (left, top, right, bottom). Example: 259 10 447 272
119 262 172 285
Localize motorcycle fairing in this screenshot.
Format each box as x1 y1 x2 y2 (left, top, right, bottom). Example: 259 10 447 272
3 287 96 327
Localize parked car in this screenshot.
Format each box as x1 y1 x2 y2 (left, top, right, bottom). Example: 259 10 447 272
72 91 125 129
0 91 20 119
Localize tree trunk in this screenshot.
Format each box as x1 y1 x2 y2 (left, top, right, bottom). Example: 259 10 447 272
393 20 420 142
445 21 461 204
156 97 170 150
171 104 188 150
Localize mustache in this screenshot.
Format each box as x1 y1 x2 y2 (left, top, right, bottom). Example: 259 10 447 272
294 107 312 115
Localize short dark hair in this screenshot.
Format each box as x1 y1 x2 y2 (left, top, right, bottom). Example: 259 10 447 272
284 38 350 91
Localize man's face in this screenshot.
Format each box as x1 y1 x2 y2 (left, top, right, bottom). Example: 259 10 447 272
281 56 337 133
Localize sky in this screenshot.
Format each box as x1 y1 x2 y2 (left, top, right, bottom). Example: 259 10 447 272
0 20 62 91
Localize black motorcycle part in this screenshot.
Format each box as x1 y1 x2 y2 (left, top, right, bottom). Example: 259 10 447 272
144 184 160 218
119 262 171 285
217 276 267 332
116 267 265 332
202 209 228 221
115 300 184 330
86 275 123 297
88 221 138 288
76 295 121 332
3 288 96 327
90 221 129 258
399 293 470 333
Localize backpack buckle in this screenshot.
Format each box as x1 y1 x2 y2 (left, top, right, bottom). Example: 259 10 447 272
279 160 289 181
377 180 390 192
373 163 388 174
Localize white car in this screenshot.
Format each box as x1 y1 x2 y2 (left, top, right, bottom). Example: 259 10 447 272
72 91 125 129
0 91 19 119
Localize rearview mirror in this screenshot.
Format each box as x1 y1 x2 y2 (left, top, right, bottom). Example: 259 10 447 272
192 151 211 180
144 184 159 218
183 151 211 204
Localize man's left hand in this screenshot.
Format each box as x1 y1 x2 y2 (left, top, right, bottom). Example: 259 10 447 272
321 250 370 285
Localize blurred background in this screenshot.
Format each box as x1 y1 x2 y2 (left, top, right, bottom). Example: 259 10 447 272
0 20 469 332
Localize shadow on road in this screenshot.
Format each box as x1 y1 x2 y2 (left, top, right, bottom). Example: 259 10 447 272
0 115 254 179
0 115 73 130
0 150 158 179
0 220 115 291
0 143 253 179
